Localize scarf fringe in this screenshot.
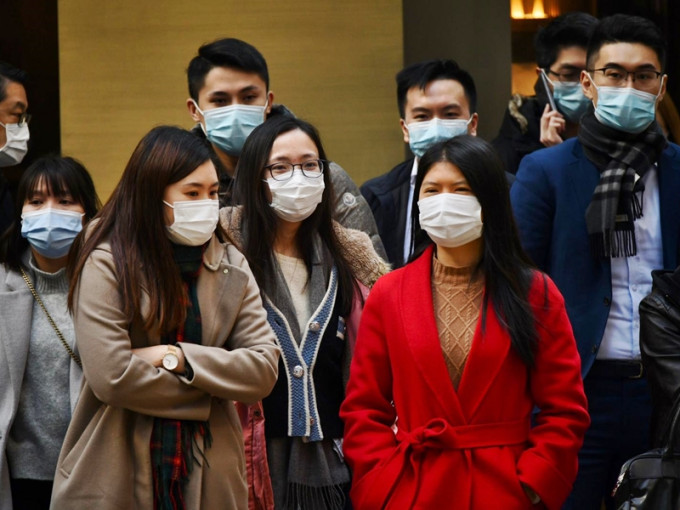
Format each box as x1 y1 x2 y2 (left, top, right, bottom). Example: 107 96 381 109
190 422 213 469
590 228 637 259
284 482 349 510
153 421 212 510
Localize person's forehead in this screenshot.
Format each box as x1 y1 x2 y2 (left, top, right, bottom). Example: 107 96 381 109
405 79 469 110
553 46 587 68
0 81 28 110
270 129 319 158
424 161 466 182
592 42 662 69
199 66 267 96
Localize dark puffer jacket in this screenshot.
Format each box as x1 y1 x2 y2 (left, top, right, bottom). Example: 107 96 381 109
640 266 680 446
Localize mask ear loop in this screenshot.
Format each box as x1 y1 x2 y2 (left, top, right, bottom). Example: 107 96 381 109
191 99 208 137
655 75 667 103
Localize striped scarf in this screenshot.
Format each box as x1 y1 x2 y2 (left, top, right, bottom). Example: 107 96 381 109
579 110 667 258
150 243 212 510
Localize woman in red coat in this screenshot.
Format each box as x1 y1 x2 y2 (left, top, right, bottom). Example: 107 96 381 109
340 135 589 510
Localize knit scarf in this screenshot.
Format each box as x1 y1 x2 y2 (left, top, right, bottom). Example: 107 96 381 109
578 110 667 258
150 243 212 510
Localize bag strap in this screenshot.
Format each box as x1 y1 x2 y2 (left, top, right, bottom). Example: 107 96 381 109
20 267 83 368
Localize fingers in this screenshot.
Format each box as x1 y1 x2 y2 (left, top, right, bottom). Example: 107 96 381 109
539 106 565 147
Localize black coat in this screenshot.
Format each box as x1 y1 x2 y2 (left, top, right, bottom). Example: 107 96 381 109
0 174 15 235
360 159 413 269
491 80 551 175
640 266 680 445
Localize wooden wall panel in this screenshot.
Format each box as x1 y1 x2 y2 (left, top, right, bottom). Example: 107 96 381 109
58 0 404 200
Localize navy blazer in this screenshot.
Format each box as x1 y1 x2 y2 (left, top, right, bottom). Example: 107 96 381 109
511 137 680 377
361 159 414 268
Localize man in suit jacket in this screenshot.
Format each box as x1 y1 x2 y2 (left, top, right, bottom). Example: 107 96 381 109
511 14 679 509
360 60 478 268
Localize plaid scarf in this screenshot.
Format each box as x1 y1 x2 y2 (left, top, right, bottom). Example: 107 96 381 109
579 109 667 258
150 243 212 510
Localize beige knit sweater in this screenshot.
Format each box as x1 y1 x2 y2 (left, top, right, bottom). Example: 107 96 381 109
431 255 484 389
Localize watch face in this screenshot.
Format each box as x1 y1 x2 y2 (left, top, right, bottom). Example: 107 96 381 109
162 352 179 370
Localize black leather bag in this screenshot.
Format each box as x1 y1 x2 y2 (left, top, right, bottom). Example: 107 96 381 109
613 391 680 509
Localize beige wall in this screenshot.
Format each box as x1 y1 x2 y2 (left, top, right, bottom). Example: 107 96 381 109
59 1 404 201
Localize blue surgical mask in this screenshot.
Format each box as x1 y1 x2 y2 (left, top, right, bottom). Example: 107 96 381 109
551 81 590 123
588 74 663 133
21 208 84 258
193 100 267 156
407 117 472 158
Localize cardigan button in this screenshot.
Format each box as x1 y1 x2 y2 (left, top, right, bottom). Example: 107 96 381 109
309 321 321 332
223 268 229 274
603 297 611 306
293 365 304 378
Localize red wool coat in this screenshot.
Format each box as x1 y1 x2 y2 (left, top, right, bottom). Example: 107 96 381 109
340 246 589 510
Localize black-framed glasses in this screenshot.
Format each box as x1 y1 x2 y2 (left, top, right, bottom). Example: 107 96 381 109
17 112 31 127
590 66 662 88
265 159 326 181
546 68 583 83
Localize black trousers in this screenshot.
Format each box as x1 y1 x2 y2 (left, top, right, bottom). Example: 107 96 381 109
10 478 52 510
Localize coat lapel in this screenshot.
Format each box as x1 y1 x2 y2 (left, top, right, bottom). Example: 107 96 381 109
399 246 465 423
456 299 512 421
568 140 601 214
0 269 34 410
197 237 248 347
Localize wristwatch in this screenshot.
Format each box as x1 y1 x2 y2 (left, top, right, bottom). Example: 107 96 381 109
162 345 179 371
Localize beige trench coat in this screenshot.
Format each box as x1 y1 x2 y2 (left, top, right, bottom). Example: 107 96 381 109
50 235 280 510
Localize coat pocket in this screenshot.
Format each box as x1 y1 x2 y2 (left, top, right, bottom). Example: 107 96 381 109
59 403 108 478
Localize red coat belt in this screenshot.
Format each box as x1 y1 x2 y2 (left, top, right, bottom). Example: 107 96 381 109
358 417 530 509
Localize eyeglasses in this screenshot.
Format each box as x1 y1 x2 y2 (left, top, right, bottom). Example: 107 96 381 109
264 159 326 181
17 112 31 127
0 111 31 128
589 66 663 88
546 68 583 83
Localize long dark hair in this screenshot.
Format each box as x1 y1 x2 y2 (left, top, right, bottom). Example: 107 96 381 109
0 155 101 271
68 126 219 334
232 116 358 316
410 135 539 367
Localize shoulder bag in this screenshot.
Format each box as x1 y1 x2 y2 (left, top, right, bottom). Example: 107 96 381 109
613 389 680 509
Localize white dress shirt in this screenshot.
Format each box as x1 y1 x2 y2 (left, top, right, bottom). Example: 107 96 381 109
598 168 663 360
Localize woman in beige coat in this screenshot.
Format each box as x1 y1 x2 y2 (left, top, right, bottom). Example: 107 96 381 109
50 126 280 510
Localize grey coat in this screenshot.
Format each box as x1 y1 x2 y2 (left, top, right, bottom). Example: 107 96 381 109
0 253 82 510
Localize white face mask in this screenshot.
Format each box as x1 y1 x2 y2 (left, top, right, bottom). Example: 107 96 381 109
163 199 219 246
266 171 325 222
418 193 483 248
0 121 29 167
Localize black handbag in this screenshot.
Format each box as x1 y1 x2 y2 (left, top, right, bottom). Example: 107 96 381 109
613 391 680 509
